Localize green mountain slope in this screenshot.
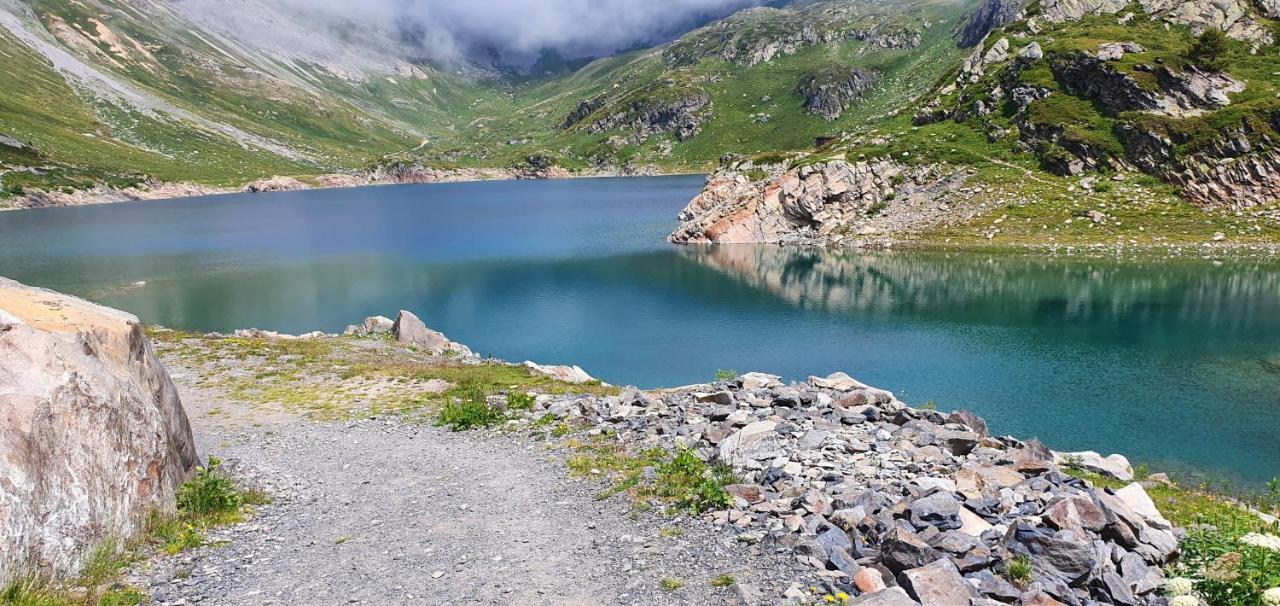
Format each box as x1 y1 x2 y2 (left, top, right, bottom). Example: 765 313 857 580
0 0 980 203
664 0 1280 249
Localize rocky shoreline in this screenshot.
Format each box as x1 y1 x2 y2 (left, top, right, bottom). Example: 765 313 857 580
1 164 672 210
205 313 1197 606
4 276 1277 605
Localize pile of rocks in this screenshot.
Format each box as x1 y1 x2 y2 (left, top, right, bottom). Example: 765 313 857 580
522 371 1179 605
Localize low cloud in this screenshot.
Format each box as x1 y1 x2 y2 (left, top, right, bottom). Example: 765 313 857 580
211 0 773 68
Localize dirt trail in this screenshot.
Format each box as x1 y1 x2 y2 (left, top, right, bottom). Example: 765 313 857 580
135 354 806 606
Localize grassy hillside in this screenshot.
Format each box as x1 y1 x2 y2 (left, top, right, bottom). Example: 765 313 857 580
0 0 979 202
756 0 1280 248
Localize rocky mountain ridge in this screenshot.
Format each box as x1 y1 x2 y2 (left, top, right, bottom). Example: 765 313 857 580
669 0 1280 247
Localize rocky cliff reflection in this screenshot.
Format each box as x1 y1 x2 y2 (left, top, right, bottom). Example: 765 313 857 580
678 244 1280 351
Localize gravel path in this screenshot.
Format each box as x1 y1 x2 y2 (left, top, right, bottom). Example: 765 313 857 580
138 417 808 606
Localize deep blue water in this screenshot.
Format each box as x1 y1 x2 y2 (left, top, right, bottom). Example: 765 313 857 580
1 175 1278 487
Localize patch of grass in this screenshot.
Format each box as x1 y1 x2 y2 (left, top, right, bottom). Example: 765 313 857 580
1005 556 1033 587
714 369 739 381
710 574 736 587
655 448 737 515
177 457 243 521
436 382 507 431
659 526 684 538
660 578 685 592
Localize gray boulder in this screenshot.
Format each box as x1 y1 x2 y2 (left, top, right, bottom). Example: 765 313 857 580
343 315 393 336
0 277 199 579
899 558 975 606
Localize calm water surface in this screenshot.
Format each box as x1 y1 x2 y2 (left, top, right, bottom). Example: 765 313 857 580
1 176 1278 486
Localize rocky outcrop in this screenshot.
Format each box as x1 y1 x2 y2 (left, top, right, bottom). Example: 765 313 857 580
957 0 1024 47
522 361 597 385
956 0 1027 48
1048 53 1243 118
392 310 473 358
1116 113 1280 208
243 176 309 193
798 68 877 121
0 277 198 579
518 371 1182 605
586 91 711 142
663 4 923 69
1041 0 1274 42
1040 0 1129 22
669 160 970 246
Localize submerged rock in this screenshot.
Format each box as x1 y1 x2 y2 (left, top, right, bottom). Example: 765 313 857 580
0 277 199 579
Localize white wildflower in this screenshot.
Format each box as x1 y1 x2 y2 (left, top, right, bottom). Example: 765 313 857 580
1163 577 1195 597
1263 587 1280 606
1169 596 1199 606
1240 533 1280 552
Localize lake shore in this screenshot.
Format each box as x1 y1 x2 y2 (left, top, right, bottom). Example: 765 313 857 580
129 313 1279 605
0 164 688 211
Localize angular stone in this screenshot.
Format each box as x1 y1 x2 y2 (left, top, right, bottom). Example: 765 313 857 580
523 360 595 384
969 569 1022 602
947 410 989 437
1114 483 1171 529
1044 494 1107 535
1010 523 1097 583
343 315 393 336
393 309 449 352
1055 451 1134 481
739 372 783 390
725 484 765 505
853 566 888 594
907 491 962 530
0 278 199 579
881 525 944 573
899 558 974 606
718 420 783 466
957 506 994 537
696 390 735 406
848 587 918 606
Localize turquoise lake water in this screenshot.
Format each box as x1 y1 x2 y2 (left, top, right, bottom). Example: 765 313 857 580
1 175 1278 487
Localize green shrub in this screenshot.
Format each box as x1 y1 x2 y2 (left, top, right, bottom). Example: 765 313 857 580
710 574 737 587
866 200 889 216
1187 28 1228 72
1005 557 1033 586
177 457 242 518
714 369 739 381
436 383 505 430
655 448 736 514
1177 522 1280 605
506 391 535 411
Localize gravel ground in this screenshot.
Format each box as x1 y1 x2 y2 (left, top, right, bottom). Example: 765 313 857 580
133 416 811 606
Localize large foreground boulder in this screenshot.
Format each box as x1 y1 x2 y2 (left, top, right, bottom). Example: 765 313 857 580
0 277 198 580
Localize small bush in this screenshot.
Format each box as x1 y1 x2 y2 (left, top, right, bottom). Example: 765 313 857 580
177 457 242 519
660 578 685 592
1006 556 1033 586
437 383 505 431
866 200 889 217
506 392 535 411
710 574 736 587
1187 28 1228 72
714 369 738 381
656 448 735 514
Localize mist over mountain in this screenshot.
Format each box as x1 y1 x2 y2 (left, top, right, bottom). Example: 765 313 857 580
175 0 778 70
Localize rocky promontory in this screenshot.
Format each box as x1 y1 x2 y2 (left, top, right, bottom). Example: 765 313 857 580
668 159 971 246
